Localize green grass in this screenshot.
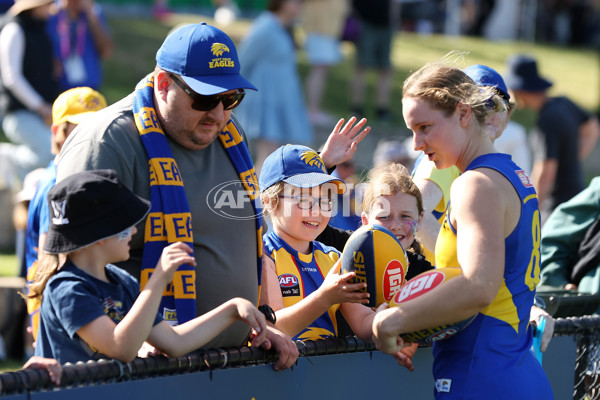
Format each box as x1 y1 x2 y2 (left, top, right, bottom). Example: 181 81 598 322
0 253 18 277
99 14 599 129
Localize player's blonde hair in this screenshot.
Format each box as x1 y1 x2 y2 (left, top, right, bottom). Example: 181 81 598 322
403 62 504 130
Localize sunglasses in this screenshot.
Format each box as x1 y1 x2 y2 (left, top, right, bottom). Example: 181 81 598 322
169 74 245 111
279 194 334 212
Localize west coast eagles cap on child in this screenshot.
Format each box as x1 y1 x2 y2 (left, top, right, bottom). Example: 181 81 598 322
259 144 346 194
44 169 150 254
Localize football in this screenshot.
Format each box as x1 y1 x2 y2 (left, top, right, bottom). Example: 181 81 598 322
388 267 477 344
340 224 408 308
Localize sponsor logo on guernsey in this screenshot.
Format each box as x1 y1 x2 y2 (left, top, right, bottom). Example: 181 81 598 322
279 273 300 297
435 378 452 393
516 170 533 188
302 267 317 272
209 43 235 69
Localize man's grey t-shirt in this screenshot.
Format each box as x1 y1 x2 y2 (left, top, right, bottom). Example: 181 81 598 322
56 94 259 349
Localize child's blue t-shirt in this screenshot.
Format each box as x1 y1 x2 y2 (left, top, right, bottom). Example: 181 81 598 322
34 260 162 364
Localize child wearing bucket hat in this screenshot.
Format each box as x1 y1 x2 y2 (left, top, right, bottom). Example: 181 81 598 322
25 169 267 364
259 144 382 345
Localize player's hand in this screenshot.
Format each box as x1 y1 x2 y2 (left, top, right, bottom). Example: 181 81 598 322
530 306 555 352
372 303 406 354
259 325 299 371
155 242 196 284
228 298 267 348
319 260 369 306
23 356 62 386
320 117 371 169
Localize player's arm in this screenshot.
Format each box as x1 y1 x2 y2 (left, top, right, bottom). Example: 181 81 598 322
373 171 505 353
413 178 444 253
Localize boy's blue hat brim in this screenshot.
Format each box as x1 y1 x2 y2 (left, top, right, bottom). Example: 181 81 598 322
283 173 346 194
259 145 346 194
463 64 510 100
156 22 257 95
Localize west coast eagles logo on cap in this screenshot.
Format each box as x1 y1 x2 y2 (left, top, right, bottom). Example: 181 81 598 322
300 150 326 173
209 43 235 69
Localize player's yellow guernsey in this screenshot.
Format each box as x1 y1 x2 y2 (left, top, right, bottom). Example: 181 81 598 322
432 153 552 399
411 154 461 265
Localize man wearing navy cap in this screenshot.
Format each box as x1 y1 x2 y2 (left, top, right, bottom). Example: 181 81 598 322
504 54 599 223
55 23 299 369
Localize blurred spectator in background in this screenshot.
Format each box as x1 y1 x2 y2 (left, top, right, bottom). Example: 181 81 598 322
13 167 45 277
46 0 113 92
373 138 415 170
350 0 394 122
236 0 312 174
504 54 599 224
301 0 347 127
464 0 496 36
25 87 106 342
493 118 531 175
0 0 60 186
539 177 600 297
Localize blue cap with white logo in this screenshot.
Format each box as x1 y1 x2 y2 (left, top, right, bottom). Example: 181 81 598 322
463 64 510 100
259 145 346 194
156 23 257 95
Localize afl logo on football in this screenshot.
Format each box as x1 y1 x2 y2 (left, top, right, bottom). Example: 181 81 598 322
383 260 406 301
279 274 299 287
393 270 445 303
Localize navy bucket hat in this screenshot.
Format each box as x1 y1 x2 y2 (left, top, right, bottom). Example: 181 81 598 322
503 54 553 92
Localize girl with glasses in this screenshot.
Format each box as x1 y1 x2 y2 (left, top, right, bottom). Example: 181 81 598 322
259 145 398 356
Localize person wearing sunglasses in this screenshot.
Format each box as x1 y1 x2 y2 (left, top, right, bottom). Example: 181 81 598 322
54 22 366 371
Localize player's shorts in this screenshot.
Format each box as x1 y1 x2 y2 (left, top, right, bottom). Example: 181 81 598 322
305 33 343 65
355 21 393 69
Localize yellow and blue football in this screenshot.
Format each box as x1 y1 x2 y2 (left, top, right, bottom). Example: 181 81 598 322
340 224 408 308
389 267 477 344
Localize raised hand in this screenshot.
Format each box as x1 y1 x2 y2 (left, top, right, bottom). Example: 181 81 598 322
320 117 371 169
154 242 196 284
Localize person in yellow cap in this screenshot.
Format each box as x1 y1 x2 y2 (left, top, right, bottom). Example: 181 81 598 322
25 86 107 342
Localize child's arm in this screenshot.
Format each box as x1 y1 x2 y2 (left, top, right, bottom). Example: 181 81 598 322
342 302 416 371
146 298 267 357
265 257 369 338
76 242 195 362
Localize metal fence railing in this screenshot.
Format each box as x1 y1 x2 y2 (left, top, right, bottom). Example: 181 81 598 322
2 317 600 399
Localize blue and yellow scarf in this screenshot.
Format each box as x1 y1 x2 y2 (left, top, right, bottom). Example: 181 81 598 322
133 73 263 325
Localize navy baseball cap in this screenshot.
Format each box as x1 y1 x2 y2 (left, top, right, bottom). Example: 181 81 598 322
259 145 346 194
463 64 510 100
156 23 257 95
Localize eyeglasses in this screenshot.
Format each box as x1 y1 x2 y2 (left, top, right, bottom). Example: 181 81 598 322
169 74 245 111
279 195 334 212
